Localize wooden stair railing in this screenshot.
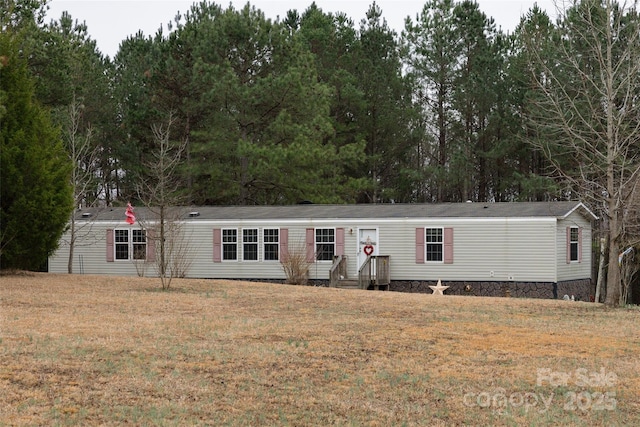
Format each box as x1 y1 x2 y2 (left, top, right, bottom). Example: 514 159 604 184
329 255 348 287
358 255 390 290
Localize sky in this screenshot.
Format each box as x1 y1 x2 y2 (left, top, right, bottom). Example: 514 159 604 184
45 0 557 59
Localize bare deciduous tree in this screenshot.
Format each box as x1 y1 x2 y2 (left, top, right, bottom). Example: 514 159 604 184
523 0 640 305
137 112 190 289
63 96 101 274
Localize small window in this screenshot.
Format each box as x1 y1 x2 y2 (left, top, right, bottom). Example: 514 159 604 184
426 228 443 262
263 229 279 261
222 229 237 261
570 227 579 262
243 228 258 261
115 229 129 260
132 229 147 260
315 228 335 261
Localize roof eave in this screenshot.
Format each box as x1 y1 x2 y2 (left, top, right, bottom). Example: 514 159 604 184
561 202 598 221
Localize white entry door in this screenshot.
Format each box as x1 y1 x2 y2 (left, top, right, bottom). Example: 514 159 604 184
357 228 379 271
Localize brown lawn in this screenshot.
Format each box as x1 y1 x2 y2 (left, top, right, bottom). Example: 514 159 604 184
1 273 639 426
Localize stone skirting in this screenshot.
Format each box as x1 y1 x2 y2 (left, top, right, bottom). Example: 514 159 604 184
239 278 594 301
389 279 593 301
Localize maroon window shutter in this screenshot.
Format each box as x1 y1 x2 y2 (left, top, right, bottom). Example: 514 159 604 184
213 228 221 262
146 229 156 263
336 228 345 256
566 227 571 264
306 228 315 263
280 228 289 263
106 229 114 262
444 228 454 264
578 227 583 263
415 228 425 264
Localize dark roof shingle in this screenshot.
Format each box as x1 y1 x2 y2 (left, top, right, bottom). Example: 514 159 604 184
75 201 596 222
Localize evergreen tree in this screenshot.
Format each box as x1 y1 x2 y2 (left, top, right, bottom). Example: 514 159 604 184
449 0 498 202
509 6 561 201
0 33 73 270
403 0 461 202
405 0 524 202
356 3 415 202
294 4 370 201
180 3 356 204
112 31 163 203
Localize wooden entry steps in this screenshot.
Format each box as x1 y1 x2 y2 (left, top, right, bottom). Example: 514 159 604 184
334 278 390 291
334 279 361 290
330 255 391 290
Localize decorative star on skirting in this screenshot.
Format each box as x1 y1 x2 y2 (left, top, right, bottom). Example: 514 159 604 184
428 279 449 296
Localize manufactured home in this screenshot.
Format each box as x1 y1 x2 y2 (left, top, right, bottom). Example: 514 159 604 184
48 201 597 300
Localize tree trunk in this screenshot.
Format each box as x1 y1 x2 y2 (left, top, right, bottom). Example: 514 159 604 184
604 208 621 306
595 237 606 303
602 0 623 307
67 216 75 274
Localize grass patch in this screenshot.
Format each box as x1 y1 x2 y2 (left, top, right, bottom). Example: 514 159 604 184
1 273 639 425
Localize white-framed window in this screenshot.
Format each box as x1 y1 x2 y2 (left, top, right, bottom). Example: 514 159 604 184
114 229 146 261
425 228 443 262
243 228 258 261
569 227 579 262
132 229 147 260
315 228 335 261
115 229 129 260
222 228 238 261
263 228 279 261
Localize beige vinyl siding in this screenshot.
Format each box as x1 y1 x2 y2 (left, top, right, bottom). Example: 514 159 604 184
377 217 558 282
48 238 72 273
556 211 592 282
192 217 562 282
189 221 290 279
49 213 591 283
48 222 156 276
197 220 354 280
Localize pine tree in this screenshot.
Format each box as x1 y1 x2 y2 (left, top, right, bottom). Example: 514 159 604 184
403 0 461 202
0 33 73 270
356 3 415 202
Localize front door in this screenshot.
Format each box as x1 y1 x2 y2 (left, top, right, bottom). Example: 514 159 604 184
357 228 379 271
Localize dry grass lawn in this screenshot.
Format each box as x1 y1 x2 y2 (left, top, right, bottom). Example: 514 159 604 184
1 273 639 426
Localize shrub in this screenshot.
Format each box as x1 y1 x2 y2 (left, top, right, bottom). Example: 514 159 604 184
281 243 311 285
